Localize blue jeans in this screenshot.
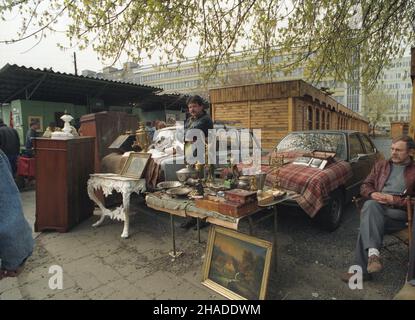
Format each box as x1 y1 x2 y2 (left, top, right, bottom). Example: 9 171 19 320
0 150 34 270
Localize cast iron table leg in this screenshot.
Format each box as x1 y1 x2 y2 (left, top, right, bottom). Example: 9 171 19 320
247 216 254 236
171 214 176 256
273 205 278 272
169 214 183 259
197 218 201 243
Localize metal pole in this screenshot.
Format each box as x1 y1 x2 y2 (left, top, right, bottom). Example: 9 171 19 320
197 218 201 243
73 52 78 76
170 214 176 257
273 205 278 272
247 216 254 236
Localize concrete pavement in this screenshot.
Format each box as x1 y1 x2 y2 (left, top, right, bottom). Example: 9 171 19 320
0 182 410 300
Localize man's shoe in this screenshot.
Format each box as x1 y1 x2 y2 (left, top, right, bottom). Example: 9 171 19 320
340 272 372 283
193 220 209 230
180 218 197 229
367 255 383 273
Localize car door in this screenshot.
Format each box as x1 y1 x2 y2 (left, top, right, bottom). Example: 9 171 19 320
346 133 367 199
359 133 379 170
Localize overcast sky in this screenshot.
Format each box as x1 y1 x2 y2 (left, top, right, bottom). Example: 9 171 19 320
0 12 125 74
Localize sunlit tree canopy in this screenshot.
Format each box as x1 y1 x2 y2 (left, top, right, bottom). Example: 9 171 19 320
1 0 414 90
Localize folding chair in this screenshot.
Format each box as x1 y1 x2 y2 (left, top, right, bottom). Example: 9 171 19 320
352 196 413 261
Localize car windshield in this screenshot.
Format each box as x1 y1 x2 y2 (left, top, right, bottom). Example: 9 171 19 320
276 132 347 160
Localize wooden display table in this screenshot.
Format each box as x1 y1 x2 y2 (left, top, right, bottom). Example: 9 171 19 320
146 191 294 259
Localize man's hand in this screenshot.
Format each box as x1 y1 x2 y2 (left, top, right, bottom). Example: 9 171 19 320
371 192 394 204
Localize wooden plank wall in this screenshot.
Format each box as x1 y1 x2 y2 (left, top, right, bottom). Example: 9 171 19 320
210 81 370 151
212 98 289 150
292 99 369 133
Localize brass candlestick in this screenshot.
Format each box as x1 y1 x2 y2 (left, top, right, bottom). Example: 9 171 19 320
269 154 285 189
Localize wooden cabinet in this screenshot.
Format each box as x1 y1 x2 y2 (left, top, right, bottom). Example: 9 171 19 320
34 137 95 232
79 111 138 172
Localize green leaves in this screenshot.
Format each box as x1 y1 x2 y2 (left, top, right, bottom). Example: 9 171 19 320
0 0 414 91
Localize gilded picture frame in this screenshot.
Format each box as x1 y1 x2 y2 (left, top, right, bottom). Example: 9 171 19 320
202 226 273 300
120 152 151 179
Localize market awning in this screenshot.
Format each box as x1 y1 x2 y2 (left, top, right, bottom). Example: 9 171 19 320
0 64 161 106
136 93 190 111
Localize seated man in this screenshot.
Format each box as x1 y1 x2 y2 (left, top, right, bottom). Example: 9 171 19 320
342 135 415 282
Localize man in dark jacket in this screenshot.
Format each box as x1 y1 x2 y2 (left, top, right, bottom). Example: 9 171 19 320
24 120 39 157
181 95 213 230
342 135 415 282
184 95 213 138
0 118 20 175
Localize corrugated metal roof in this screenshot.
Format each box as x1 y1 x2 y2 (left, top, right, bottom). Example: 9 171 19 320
138 92 190 110
0 64 162 106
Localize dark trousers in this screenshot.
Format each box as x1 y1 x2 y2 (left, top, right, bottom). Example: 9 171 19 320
6 154 18 176
355 200 407 274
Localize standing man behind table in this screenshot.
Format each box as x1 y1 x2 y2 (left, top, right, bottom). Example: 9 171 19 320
24 120 40 157
341 135 415 282
181 95 213 230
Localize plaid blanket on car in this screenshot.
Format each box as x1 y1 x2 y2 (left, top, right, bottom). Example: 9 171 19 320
265 160 353 217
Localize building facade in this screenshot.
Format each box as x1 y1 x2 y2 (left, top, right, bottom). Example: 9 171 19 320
375 56 412 127
85 53 412 127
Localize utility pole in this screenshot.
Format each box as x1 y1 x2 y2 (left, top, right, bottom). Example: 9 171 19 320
73 52 78 76
410 48 415 139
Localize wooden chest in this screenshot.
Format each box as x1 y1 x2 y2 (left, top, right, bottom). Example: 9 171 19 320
224 189 257 204
218 200 258 217
195 197 223 212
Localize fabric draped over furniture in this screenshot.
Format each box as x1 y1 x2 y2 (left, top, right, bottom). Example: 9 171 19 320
265 160 353 217
238 160 353 217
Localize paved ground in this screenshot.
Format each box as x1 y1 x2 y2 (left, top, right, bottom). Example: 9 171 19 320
1 137 411 300
0 186 410 300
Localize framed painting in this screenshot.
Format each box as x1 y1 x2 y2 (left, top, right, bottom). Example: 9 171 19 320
28 115 43 132
120 152 151 179
202 226 273 300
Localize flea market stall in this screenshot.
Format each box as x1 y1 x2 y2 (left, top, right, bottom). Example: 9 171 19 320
209 80 369 151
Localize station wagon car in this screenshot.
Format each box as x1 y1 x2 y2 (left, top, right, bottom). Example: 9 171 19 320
266 130 383 231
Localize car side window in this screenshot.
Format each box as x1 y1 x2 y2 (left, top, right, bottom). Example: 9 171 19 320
359 134 375 154
349 134 365 159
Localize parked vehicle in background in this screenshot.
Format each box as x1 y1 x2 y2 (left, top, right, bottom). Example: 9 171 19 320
266 130 383 231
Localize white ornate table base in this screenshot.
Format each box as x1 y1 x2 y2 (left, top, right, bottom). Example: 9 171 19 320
87 173 146 238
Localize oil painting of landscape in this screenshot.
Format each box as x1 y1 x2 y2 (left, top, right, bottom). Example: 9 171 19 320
202 227 272 300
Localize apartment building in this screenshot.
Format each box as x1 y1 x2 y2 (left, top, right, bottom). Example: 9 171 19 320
84 53 412 126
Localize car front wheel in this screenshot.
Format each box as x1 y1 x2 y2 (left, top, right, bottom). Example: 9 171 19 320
317 189 344 231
